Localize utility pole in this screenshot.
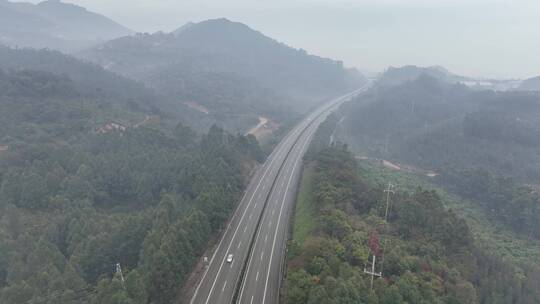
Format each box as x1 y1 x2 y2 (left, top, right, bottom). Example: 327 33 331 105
364 184 395 291
115 263 125 287
383 183 395 221
364 255 382 291
365 231 382 291
380 183 395 278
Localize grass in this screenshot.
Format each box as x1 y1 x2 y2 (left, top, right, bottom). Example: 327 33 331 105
291 164 317 248
358 159 540 266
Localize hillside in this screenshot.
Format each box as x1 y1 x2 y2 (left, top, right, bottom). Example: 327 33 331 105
334 72 540 241
0 45 230 131
0 47 263 304
79 19 365 123
284 145 540 304
376 65 469 88
0 0 132 51
340 74 540 182
519 75 540 91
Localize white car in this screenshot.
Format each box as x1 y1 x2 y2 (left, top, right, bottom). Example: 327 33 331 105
226 254 234 263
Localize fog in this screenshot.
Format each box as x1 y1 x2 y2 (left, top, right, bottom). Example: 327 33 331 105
13 0 540 79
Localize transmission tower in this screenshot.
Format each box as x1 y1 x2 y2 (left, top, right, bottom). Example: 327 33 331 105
115 263 125 286
380 183 395 277
383 183 395 221
364 255 382 291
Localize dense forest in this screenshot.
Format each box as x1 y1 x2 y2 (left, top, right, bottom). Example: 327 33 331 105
0 45 264 133
336 72 540 239
284 145 540 303
0 50 264 303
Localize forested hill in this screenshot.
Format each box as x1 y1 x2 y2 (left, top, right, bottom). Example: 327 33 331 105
376 65 469 87
341 72 540 183
284 145 540 303
519 75 540 91
79 19 365 117
0 47 264 304
0 0 132 52
0 45 219 132
336 72 540 240
0 46 160 102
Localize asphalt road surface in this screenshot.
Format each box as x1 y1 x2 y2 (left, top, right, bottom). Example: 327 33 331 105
190 85 369 304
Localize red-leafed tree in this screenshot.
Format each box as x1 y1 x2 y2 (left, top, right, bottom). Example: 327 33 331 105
368 230 381 257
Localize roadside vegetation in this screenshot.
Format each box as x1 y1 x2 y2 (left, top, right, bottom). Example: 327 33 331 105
284 144 540 303
0 58 263 304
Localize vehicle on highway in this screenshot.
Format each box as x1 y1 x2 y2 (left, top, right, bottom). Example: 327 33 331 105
226 254 234 263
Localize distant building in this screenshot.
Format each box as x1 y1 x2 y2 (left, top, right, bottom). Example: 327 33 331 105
97 122 127 134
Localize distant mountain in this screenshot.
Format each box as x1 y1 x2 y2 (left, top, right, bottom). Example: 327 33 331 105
518 76 540 91
377 65 469 87
79 19 365 117
0 0 132 52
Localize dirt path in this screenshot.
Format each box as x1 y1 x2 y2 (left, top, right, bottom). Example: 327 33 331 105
246 116 278 140
246 116 268 135
183 102 210 114
356 156 439 177
133 115 151 128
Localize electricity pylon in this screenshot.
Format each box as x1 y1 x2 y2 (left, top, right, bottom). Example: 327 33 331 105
364 255 382 291
115 263 125 288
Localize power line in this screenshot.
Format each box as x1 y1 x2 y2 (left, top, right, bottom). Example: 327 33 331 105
364 182 395 291
380 182 395 276
363 254 382 291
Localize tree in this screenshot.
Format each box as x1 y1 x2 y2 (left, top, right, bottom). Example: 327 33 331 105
287 270 313 304
322 210 352 240
380 285 404 304
93 277 133 304
0 281 35 304
125 270 147 304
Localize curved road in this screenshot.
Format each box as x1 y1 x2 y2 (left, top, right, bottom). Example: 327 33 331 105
190 85 369 304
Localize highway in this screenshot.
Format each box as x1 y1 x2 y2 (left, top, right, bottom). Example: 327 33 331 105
189 85 369 304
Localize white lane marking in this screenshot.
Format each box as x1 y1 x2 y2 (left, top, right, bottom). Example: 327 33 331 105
238 197 272 302
241 181 298 301
236 85 370 303
222 281 227 292
237 241 242 249
262 126 318 304
244 226 248 233
256 271 259 281
199 130 297 304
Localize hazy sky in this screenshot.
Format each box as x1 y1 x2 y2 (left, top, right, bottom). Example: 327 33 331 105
18 0 540 79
